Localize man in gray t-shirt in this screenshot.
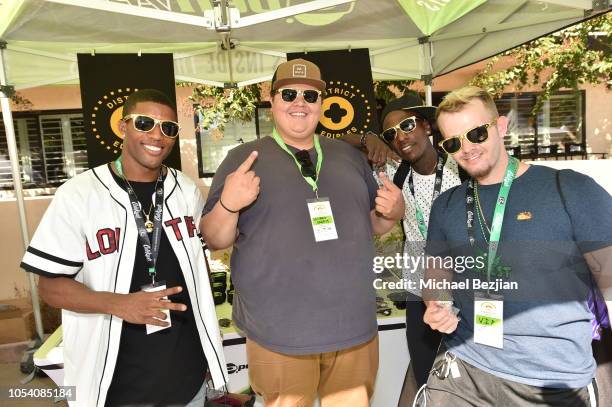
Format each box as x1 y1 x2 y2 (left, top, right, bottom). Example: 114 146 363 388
200 59 404 407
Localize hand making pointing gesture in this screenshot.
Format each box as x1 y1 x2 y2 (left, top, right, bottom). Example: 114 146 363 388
220 151 261 213
375 172 405 221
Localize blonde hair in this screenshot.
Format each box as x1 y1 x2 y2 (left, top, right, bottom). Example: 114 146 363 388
436 86 499 120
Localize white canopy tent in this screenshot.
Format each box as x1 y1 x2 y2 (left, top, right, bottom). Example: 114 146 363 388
0 0 609 339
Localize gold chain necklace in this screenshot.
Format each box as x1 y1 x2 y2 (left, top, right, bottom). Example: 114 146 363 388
474 182 491 242
121 173 161 233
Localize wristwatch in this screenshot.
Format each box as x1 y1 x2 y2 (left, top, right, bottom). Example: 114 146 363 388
360 131 378 147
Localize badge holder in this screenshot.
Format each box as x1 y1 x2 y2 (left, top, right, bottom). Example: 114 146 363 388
474 292 504 349
141 280 171 335
306 198 338 242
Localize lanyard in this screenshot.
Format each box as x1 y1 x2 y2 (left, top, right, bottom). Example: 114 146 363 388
466 156 519 284
272 128 323 196
407 154 446 239
115 158 165 285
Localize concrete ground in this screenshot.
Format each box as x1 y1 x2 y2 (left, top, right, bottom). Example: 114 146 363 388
0 363 68 406
0 340 67 407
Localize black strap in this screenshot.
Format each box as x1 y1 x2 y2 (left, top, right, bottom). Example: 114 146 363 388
458 166 470 183
556 169 606 330
122 171 164 284
393 160 412 189
466 178 477 248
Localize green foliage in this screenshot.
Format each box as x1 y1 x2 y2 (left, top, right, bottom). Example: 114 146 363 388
470 13 611 115
373 80 415 102
184 83 262 132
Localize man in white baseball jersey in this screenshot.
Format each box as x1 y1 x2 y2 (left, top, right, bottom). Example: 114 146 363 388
21 89 227 406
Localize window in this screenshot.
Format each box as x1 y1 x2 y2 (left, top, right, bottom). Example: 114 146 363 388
0 111 88 190
196 102 272 178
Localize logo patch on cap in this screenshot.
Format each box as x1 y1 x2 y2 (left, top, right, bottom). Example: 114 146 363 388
293 64 307 78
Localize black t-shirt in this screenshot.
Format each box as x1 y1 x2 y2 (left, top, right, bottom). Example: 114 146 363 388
106 166 207 407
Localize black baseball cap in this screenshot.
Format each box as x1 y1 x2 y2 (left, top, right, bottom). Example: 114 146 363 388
380 93 436 126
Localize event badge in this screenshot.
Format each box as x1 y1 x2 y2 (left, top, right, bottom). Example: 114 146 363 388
473 292 503 349
306 198 338 242
141 281 172 335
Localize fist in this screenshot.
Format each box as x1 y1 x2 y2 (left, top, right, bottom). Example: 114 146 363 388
220 151 260 212
375 172 405 221
423 301 459 334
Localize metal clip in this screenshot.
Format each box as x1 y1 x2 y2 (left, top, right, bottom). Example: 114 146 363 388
431 352 456 380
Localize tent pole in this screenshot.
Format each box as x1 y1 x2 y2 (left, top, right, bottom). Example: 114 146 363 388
425 83 432 106
420 37 434 106
0 42 44 340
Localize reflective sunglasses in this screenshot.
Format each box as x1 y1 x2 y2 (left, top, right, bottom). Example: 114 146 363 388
381 116 421 143
276 88 322 104
438 119 498 155
123 114 180 138
295 150 317 180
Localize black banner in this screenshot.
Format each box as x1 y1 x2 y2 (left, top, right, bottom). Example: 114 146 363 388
287 49 378 139
77 53 180 169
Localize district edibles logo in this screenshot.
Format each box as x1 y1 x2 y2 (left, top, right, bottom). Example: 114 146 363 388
319 81 373 139
90 88 138 154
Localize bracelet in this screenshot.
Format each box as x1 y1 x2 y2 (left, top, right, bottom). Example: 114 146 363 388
219 198 239 214
359 132 369 147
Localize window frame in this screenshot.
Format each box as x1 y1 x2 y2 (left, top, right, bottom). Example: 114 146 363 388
0 109 85 192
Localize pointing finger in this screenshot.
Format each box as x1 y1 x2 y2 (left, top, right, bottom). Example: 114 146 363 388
236 151 258 174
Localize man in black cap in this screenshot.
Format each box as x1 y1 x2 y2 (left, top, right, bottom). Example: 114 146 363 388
377 93 465 395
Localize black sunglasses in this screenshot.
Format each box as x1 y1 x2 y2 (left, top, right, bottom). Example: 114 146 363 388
381 116 421 143
277 88 322 104
438 119 497 155
294 150 317 180
123 114 180 138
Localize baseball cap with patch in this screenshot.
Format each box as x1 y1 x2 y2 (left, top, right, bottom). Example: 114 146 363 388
381 93 436 125
271 58 326 92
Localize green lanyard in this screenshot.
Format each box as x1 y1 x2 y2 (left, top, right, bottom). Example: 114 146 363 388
272 128 323 195
484 156 519 282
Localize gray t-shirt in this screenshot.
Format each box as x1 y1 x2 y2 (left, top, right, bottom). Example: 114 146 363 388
204 135 379 355
426 165 612 388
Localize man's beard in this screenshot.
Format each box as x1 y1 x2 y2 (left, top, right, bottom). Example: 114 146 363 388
462 161 493 180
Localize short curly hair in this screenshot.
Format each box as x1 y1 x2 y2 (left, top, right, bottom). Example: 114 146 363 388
122 89 176 118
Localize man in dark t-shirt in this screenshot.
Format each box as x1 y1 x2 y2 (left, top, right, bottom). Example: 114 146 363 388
421 86 612 406
201 59 405 406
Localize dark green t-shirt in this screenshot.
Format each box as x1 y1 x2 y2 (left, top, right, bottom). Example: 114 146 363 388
204 135 379 354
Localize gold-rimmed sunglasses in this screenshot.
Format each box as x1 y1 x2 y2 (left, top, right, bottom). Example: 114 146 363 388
380 116 421 143
122 114 180 138
438 119 498 154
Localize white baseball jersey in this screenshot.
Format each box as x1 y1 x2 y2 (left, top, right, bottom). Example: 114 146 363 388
21 164 228 407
